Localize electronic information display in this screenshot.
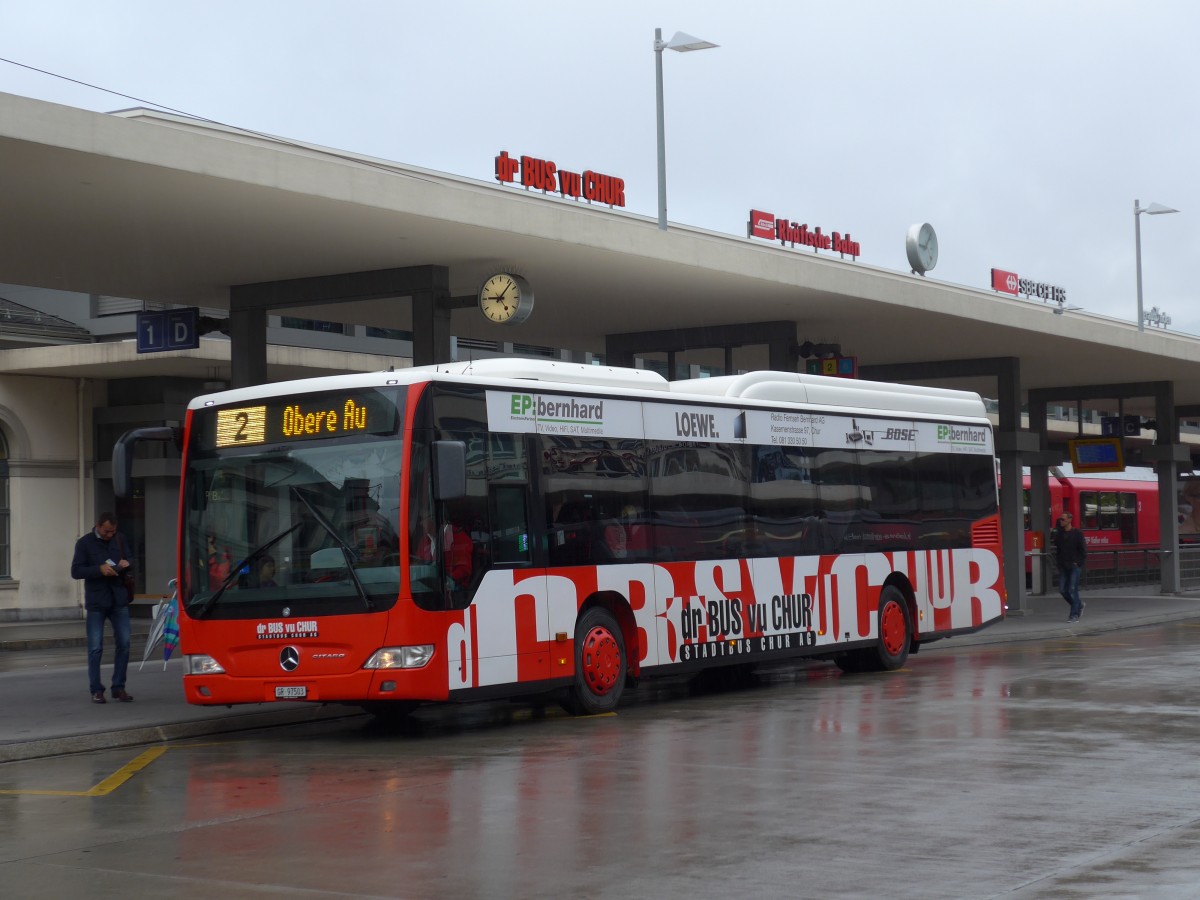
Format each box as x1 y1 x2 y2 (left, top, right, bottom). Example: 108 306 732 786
206 390 399 449
1068 437 1125 474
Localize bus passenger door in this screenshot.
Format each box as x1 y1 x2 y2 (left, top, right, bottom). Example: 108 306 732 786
446 464 553 692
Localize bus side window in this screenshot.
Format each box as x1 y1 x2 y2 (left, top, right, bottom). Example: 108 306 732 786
541 435 648 566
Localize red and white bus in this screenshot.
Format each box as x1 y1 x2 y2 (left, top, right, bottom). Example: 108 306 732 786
116 360 1005 717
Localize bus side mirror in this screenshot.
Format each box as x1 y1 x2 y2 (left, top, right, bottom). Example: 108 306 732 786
113 426 181 499
432 440 467 501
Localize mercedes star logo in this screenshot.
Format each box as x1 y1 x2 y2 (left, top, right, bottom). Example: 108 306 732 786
279 646 300 672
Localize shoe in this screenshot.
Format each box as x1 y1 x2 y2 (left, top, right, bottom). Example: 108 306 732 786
111 688 133 702
1067 616 1079 623
91 691 106 704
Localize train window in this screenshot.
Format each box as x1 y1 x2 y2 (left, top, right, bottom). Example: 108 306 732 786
1098 491 1119 529
1119 492 1138 543
1079 491 1099 529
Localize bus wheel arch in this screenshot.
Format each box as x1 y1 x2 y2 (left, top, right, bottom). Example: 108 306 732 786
582 591 640 679
869 581 913 671
564 593 635 715
835 579 914 674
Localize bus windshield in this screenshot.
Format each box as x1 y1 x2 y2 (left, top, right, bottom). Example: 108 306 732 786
182 390 404 619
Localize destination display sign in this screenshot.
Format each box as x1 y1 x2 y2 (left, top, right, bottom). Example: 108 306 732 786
205 390 400 449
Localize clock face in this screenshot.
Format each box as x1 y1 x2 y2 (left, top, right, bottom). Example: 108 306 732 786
906 223 938 274
479 273 533 325
920 225 938 269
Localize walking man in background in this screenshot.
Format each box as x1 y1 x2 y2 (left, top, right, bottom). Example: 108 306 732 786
1054 512 1087 623
71 512 135 703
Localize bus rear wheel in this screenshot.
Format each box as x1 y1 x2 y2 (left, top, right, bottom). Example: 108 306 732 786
834 586 911 673
564 607 626 715
876 587 912 669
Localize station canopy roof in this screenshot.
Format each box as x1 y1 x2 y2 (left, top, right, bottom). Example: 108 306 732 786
3 90 1200 419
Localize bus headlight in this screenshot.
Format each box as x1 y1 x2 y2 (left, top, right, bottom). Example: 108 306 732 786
185 654 226 675
363 645 434 669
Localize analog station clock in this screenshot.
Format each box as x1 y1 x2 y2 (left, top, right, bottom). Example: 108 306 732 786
905 223 938 276
478 273 534 325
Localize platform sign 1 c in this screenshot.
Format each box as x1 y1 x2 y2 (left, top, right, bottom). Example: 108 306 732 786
136 308 200 353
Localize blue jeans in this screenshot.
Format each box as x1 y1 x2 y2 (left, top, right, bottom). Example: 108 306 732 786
87 605 131 694
1059 564 1083 619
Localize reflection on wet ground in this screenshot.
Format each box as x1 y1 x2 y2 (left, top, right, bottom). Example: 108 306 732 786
4 625 1200 898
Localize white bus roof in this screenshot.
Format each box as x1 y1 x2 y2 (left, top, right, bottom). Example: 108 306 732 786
189 358 989 421
672 371 987 419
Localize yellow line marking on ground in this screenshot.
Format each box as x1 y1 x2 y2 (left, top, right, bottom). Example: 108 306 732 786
0 746 168 797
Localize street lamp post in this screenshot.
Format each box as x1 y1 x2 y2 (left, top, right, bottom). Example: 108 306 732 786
654 28 718 231
1134 198 1180 332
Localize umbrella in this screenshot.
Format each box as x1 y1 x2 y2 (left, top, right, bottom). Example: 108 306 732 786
140 579 179 671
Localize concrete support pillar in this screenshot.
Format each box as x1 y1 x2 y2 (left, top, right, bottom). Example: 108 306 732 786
1153 385 1181 593
993 359 1030 614
1027 395 1053 596
412 287 453 367
768 334 797 372
229 304 267 388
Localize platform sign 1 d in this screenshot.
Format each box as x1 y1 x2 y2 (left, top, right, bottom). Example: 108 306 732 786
137 308 200 353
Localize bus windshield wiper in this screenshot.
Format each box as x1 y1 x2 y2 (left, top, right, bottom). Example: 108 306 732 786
290 485 374 612
190 521 305 619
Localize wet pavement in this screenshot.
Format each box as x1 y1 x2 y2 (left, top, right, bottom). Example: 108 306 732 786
3 608 1200 897
1 587 1199 764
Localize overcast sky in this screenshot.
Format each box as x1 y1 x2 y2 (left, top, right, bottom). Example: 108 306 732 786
3 1 1198 332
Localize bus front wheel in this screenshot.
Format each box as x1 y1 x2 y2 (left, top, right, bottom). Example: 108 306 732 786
565 607 626 715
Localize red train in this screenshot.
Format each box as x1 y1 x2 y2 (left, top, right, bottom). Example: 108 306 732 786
1022 466 1175 583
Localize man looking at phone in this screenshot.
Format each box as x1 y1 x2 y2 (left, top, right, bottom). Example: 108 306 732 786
71 512 135 703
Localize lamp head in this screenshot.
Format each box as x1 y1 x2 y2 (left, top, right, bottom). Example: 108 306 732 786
667 31 718 52
1140 201 1180 216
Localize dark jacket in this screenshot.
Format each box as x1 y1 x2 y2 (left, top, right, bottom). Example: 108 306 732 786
1053 526 1087 570
71 530 133 612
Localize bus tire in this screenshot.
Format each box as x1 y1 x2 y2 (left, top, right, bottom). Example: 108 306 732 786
565 607 626 715
873 586 911 670
834 587 911 673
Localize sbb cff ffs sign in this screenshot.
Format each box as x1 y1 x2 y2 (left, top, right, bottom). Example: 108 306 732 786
991 268 1066 304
